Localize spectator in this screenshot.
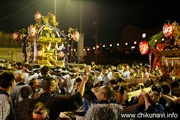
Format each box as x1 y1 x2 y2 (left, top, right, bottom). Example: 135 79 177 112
85 85 139 120
33 65 41 78
22 63 29 80
14 73 25 86
93 68 102 85
33 76 88 120
29 102 49 120
122 64 130 79
171 80 180 97
0 72 16 120
85 85 121 120
67 69 77 94
86 74 95 89
107 79 117 89
117 64 124 76
29 78 40 99
24 65 34 85
129 85 164 113
71 77 82 95
38 66 50 88
10 72 33 120
14 62 23 73
113 85 129 106
159 83 177 108
101 66 111 85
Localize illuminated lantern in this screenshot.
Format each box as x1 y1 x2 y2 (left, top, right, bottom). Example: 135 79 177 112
72 31 79 42
59 51 64 58
156 43 164 51
163 24 173 38
139 41 149 55
34 12 41 22
13 32 20 41
28 25 35 37
37 50 43 57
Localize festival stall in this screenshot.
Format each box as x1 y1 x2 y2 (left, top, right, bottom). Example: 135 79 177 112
13 12 79 67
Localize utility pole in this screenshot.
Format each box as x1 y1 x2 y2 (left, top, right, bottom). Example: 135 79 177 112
78 0 84 64
80 0 83 33
54 0 56 17
93 12 99 64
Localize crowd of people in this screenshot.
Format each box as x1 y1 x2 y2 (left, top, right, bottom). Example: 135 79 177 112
0 61 180 120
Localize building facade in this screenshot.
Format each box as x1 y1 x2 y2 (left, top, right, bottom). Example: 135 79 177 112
0 31 23 63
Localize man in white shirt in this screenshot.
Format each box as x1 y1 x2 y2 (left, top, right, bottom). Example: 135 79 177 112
101 66 111 85
93 68 102 85
67 69 77 94
121 64 130 80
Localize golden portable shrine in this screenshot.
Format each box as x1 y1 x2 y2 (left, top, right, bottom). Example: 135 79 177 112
13 12 79 67
139 20 180 77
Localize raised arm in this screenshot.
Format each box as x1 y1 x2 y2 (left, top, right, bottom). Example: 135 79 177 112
78 76 88 96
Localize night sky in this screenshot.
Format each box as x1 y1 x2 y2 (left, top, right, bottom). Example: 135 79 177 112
1 0 180 47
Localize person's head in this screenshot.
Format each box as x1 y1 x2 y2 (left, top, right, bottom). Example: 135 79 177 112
112 69 118 75
27 65 34 75
16 62 22 70
97 85 114 102
94 80 103 89
75 78 82 90
117 77 125 84
107 79 117 88
33 65 41 73
0 72 15 90
171 80 180 97
15 73 24 83
22 63 29 72
40 66 50 76
113 72 121 80
61 67 68 76
130 73 135 79
29 78 39 90
161 83 171 95
33 102 49 120
149 85 161 105
123 64 129 71
117 64 124 71
69 69 77 78
94 68 101 76
113 85 125 103
53 66 62 76
42 77 56 93
101 66 108 75
85 65 91 73
86 74 94 88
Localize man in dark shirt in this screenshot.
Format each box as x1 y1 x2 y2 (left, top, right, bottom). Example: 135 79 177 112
85 85 140 120
129 85 164 113
0 72 16 120
10 72 33 120
34 75 88 120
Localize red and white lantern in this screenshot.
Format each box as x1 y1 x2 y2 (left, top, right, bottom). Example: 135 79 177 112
72 31 79 42
163 24 173 38
34 12 41 22
37 50 43 57
59 51 64 58
139 41 149 55
13 32 20 41
28 25 36 37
